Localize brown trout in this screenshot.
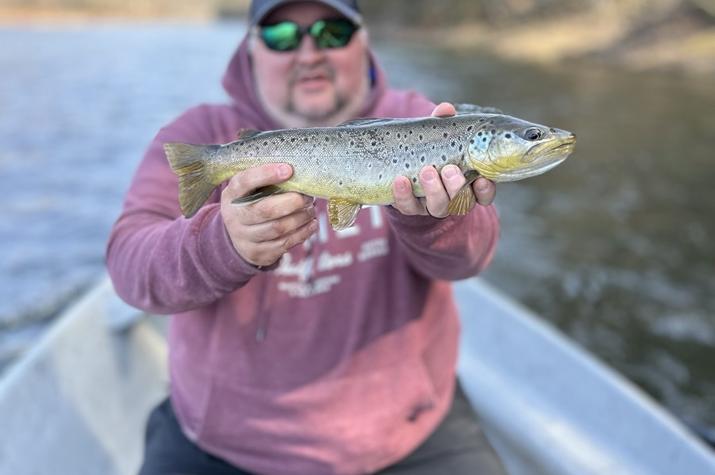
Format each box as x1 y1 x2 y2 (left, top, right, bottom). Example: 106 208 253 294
164 104 575 230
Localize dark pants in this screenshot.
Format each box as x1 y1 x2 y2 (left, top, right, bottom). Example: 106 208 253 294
139 383 507 475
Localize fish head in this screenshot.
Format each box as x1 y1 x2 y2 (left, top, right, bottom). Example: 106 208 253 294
465 115 576 182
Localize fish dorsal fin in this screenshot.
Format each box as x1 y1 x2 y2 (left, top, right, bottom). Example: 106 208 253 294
236 128 261 139
447 170 480 215
328 198 362 230
455 103 503 115
231 185 282 206
337 117 395 127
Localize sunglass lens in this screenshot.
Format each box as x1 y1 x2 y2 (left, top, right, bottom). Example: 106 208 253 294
312 19 358 49
261 22 301 51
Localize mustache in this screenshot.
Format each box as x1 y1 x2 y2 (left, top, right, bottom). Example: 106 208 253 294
289 64 336 85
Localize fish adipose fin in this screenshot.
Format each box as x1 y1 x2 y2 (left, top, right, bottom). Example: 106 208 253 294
231 186 283 206
328 198 362 230
447 170 480 215
164 143 220 218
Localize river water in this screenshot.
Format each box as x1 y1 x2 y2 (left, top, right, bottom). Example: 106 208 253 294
0 21 713 441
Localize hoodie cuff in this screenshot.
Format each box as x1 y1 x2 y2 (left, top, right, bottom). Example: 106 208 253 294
385 205 462 236
196 205 270 287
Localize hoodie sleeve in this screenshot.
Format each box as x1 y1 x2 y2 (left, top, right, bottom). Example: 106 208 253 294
382 90 501 281
106 105 262 315
386 206 500 281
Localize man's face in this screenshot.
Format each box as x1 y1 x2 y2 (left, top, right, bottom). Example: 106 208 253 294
251 1 371 128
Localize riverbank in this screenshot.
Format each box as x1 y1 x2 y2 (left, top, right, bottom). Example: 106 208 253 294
377 8 715 76
2 4 713 76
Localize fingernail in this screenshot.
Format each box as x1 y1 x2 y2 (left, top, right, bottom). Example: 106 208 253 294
422 169 436 183
278 164 292 179
476 178 489 191
443 166 458 179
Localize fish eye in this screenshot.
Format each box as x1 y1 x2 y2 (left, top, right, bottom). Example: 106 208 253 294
524 128 543 141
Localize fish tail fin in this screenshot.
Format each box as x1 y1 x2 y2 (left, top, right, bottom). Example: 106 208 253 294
163 143 219 218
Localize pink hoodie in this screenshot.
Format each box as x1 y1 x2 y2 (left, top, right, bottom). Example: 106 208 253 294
106 38 499 475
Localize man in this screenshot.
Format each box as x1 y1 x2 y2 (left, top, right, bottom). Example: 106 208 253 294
106 1 506 473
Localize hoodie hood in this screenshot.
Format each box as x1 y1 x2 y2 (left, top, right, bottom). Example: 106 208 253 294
221 36 388 130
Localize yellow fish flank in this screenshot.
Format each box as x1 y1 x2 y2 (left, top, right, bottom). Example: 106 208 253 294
164 104 576 230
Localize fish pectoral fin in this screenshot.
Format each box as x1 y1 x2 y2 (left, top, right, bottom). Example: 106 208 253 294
236 128 261 139
231 185 282 206
447 170 480 215
328 198 362 231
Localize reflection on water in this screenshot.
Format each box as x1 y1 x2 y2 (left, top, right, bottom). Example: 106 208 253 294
0 23 713 439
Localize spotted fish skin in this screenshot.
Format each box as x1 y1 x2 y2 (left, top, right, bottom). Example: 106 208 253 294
164 108 575 227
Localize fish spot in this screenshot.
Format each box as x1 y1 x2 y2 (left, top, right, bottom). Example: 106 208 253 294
412 177 417 183
397 133 401 138
467 126 473 131
325 137 330 142
441 154 447 162
405 163 410 169
432 125 437 130
482 137 487 142
459 145 464 152
393 159 398 164
479 119 485 122
491 129 496 135
409 130 413 135
411 151 415 156
443 132 449 138
419 134 423 140
505 133 512 139
291 138 296 142
470 139 475 144
386 131 391 136
379 173 383 179
303 137 309 142
339 180 343 186
263 141 268 146
350 140 355 146
450 141 456 147
452 122 457 127
371 141 377 146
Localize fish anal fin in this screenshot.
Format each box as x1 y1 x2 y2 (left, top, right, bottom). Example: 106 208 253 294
236 128 261 139
328 198 362 230
231 185 282 206
447 170 480 215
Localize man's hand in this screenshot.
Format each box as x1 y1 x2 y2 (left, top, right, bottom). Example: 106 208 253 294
220 164 317 267
391 102 496 218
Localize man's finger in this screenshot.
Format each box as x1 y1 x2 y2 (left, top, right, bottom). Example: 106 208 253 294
392 176 425 215
225 163 293 199
246 206 316 241
472 177 496 206
240 192 313 225
419 166 450 218
440 165 467 200
431 102 457 118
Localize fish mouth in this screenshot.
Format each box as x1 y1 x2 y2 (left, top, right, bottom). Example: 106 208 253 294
524 135 576 162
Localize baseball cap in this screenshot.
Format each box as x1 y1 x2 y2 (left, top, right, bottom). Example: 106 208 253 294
249 0 362 26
